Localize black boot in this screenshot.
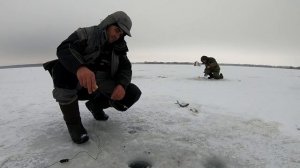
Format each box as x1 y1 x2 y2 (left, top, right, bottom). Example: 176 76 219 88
86 100 109 121
214 73 224 79
59 101 89 144
219 73 223 79
208 73 213 79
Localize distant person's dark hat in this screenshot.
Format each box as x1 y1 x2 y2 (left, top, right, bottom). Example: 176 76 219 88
201 55 208 62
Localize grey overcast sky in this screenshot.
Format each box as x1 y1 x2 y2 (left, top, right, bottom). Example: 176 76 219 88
0 0 299 66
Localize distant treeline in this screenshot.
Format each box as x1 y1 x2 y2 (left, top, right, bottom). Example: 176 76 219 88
0 62 299 70
0 63 42 69
219 63 300 70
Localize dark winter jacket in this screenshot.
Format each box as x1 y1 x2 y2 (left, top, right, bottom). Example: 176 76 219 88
44 12 132 89
203 57 220 71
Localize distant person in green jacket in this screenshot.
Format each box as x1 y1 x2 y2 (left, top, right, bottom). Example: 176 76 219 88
200 55 223 79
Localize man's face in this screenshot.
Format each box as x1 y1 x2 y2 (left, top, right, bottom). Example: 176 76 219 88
106 25 124 43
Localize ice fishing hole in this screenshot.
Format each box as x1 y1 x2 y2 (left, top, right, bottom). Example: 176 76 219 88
203 156 227 168
128 160 152 168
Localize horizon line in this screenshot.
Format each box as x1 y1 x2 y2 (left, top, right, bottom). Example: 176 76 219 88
0 62 299 70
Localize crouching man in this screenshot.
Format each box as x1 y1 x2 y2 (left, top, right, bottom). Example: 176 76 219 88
43 11 141 144
200 55 224 79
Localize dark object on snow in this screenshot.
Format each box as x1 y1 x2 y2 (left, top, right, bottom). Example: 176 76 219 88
189 108 199 113
128 160 152 168
203 156 227 168
59 159 69 163
176 100 189 107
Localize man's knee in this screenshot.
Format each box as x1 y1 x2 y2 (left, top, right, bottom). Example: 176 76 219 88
126 83 142 103
53 87 78 105
111 83 142 111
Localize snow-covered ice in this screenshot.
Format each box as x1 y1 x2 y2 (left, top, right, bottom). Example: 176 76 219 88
0 64 300 168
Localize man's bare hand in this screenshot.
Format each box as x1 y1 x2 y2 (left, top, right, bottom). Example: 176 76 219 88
111 84 125 101
76 66 98 94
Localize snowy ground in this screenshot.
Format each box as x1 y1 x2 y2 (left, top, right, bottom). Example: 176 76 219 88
0 64 300 168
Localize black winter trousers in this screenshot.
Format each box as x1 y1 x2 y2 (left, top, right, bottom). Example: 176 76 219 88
51 61 141 111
